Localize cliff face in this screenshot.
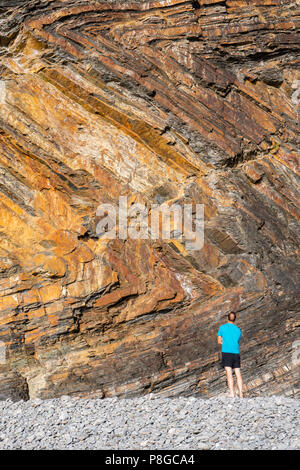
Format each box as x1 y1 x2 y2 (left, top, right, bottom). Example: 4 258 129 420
0 0 299 400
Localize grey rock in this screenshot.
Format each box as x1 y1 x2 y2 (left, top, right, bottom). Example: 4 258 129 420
0 396 298 450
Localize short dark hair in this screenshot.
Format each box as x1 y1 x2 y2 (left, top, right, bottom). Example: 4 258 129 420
228 311 236 322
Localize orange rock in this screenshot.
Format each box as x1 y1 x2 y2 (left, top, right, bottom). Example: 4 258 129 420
0 0 298 400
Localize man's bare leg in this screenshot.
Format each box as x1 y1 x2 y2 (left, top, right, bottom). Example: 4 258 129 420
234 368 244 398
225 367 235 397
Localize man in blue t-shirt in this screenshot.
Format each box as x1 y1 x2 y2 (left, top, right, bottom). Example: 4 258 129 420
217 312 244 398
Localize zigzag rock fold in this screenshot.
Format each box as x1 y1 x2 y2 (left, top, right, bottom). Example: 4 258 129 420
0 0 299 399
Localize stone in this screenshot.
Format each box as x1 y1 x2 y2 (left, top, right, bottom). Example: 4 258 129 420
0 0 299 401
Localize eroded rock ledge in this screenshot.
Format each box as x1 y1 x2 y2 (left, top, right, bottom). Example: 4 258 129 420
0 0 299 400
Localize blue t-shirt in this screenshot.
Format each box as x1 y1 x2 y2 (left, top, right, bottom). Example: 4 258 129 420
217 323 241 354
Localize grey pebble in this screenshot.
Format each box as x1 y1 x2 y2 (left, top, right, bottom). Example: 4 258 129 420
0 396 298 450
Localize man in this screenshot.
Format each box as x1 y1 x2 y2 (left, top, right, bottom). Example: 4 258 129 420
217 312 244 398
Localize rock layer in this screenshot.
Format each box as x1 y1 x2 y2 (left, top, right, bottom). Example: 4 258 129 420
0 0 299 400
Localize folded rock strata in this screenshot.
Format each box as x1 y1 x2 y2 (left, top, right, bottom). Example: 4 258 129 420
0 0 299 400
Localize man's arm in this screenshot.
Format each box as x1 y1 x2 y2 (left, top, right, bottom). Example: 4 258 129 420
217 335 222 362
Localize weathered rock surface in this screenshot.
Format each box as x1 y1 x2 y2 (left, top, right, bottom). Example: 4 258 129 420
0 0 299 400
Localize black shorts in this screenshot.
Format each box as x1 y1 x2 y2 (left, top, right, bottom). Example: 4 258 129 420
222 352 241 369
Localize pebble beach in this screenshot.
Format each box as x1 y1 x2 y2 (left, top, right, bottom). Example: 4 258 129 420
0 395 298 450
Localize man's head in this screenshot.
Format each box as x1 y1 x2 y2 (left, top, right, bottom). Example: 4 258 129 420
227 311 236 322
